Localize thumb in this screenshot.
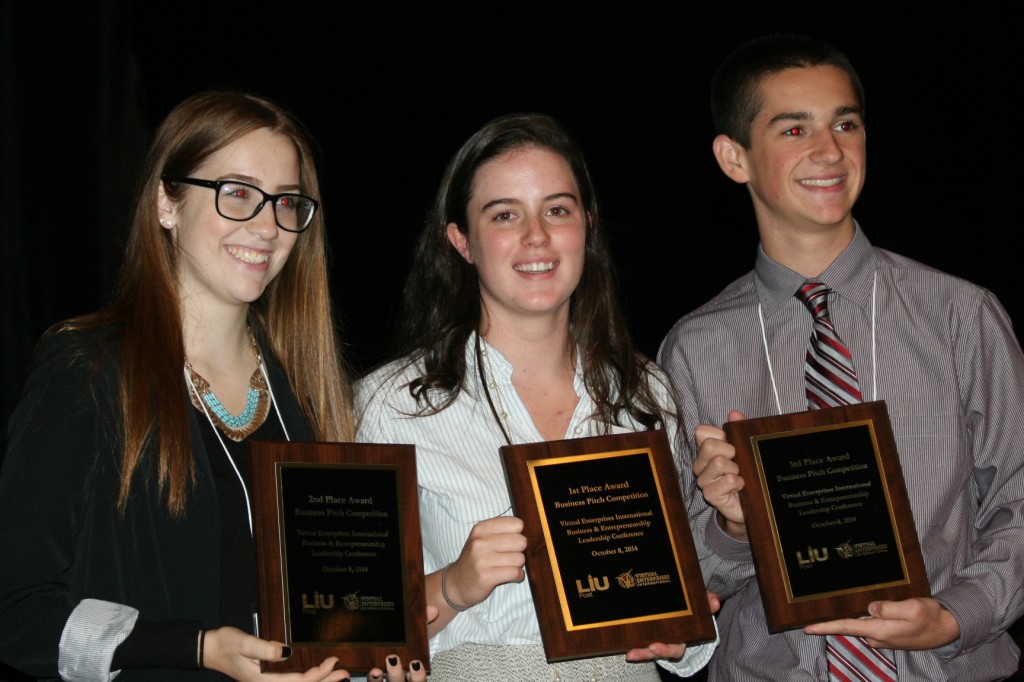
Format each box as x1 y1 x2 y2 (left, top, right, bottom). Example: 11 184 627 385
867 600 890 619
243 636 290 662
727 410 747 422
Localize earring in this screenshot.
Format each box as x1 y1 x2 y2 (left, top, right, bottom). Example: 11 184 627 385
160 218 175 228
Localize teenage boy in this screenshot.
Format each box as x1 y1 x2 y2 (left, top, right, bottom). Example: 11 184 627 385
658 33 1024 680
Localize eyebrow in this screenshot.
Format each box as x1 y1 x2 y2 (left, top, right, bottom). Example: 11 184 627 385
479 192 580 212
767 105 863 127
216 173 301 193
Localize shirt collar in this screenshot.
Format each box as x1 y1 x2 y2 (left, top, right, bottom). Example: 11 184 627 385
468 330 586 397
753 222 876 313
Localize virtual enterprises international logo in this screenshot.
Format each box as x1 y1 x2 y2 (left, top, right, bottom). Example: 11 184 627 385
301 590 396 613
576 568 673 598
836 539 890 560
797 538 892 569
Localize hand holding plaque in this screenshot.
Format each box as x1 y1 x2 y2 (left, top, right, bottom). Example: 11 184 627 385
724 401 930 632
501 430 715 663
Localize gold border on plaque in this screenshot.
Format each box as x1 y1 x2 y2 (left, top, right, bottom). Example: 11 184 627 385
526 448 693 631
501 430 715 662
750 420 913 604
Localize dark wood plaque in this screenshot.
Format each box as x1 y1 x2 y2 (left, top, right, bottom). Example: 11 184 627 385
249 440 428 673
501 430 715 663
724 401 930 632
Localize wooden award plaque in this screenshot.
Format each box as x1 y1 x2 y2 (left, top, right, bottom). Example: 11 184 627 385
249 440 428 673
724 401 930 632
500 430 715 663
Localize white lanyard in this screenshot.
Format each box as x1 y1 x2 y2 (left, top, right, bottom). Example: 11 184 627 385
757 272 878 416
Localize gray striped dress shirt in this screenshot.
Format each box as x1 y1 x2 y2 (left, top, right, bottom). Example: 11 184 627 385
658 225 1024 681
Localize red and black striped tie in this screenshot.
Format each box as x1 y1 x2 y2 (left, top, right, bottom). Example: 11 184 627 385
797 282 897 682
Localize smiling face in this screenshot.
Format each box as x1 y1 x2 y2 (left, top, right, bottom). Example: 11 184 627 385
446 145 586 331
715 65 866 242
160 127 300 317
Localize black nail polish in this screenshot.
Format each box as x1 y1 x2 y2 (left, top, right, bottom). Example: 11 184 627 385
388 655 398 666
281 646 292 658
411 661 422 671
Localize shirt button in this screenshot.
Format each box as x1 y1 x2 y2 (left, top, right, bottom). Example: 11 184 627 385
574 426 582 435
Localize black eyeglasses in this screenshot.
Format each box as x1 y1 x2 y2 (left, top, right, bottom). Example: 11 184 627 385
162 177 319 233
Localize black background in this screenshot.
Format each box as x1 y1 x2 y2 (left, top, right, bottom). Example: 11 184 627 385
3 3 1020 424
1 2 1021 679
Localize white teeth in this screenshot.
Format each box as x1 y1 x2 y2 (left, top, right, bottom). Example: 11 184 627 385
226 246 269 264
799 177 844 187
514 261 555 273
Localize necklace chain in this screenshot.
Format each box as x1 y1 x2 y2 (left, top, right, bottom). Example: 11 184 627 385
475 334 515 446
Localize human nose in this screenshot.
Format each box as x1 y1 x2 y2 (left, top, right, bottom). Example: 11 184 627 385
246 201 280 239
521 213 550 247
811 131 843 164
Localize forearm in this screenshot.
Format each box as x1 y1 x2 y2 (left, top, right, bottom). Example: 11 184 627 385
943 292 1024 648
109 617 203 672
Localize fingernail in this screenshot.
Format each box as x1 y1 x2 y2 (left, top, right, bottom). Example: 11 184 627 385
388 656 398 666
281 646 292 658
411 661 422 671
370 673 382 681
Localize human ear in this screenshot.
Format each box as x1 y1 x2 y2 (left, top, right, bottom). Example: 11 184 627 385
712 134 751 185
446 222 473 263
157 182 178 230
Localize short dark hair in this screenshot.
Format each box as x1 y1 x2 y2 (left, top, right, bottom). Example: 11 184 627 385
711 33 864 148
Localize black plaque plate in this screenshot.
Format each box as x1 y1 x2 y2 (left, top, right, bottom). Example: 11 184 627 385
249 440 428 673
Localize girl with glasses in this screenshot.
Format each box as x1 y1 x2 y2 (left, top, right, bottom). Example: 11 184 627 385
0 91 426 682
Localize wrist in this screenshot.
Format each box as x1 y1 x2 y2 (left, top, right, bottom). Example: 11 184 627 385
441 563 472 612
717 512 747 540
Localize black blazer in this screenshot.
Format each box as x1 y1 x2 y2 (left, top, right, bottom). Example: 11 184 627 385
0 327 313 680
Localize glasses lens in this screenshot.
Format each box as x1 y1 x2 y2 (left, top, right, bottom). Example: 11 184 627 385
216 182 263 220
275 195 316 232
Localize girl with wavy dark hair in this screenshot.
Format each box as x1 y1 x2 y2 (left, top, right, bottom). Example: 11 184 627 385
356 113 715 680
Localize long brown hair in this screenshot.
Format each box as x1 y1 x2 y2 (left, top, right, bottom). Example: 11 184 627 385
65 91 353 516
394 113 669 431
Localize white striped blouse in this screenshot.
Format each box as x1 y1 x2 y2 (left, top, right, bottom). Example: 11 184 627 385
355 334 715 677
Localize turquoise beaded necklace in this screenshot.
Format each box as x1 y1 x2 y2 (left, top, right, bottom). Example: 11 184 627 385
201 385 261 429
185 328 270 441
